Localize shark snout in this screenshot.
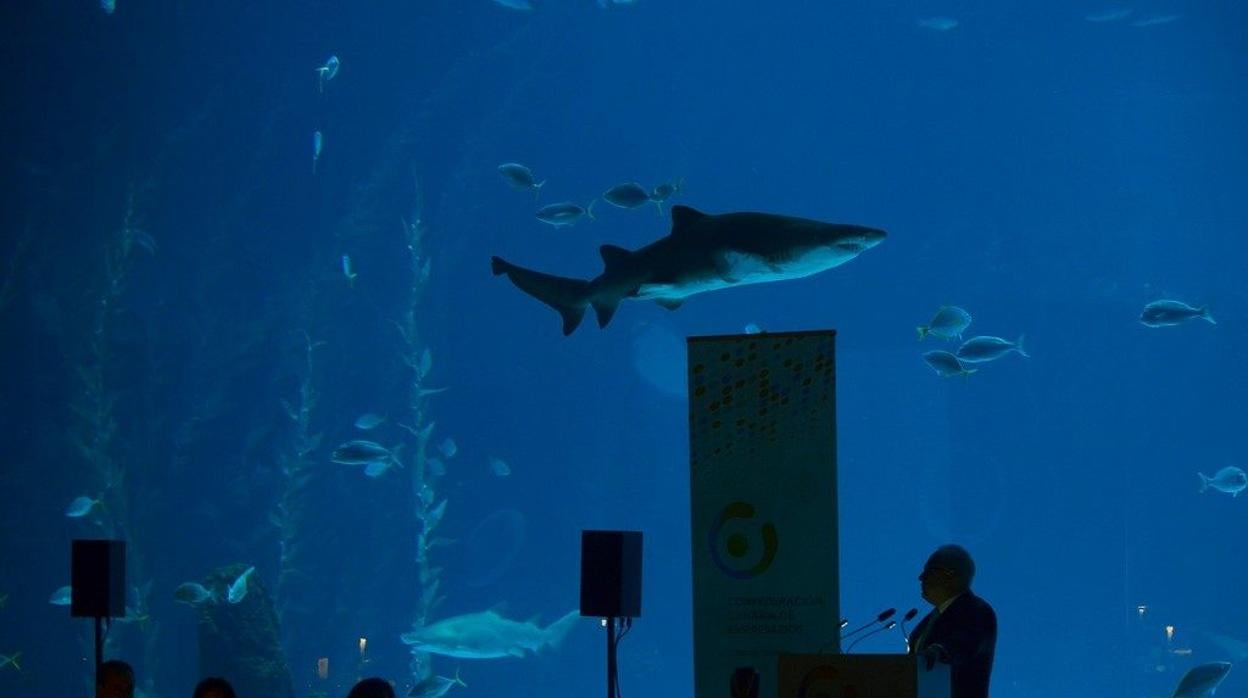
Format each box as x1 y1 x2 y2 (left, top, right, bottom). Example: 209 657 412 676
856 226 887 248
832 226 887 253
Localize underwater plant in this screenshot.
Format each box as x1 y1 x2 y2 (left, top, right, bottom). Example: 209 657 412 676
273 330 324 628
393 183 452 686
67 190 160 685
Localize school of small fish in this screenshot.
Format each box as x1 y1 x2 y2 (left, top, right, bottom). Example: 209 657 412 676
497 162 684 229
915 305 1027 378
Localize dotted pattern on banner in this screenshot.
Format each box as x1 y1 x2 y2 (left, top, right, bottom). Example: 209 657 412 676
689 332 836 471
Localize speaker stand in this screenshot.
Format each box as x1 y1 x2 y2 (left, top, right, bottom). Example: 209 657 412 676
605 616 619 698
94 616 105 672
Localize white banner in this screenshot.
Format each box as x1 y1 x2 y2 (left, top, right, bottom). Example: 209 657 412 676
688 330 841 698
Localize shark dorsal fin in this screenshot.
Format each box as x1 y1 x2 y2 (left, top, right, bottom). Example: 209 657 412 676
599 244 632 271
670 205 708 236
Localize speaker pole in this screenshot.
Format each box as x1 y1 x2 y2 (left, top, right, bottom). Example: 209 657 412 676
606 616 618 698
94 617 104 674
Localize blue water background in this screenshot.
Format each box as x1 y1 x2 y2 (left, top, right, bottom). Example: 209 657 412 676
0 1 1245 696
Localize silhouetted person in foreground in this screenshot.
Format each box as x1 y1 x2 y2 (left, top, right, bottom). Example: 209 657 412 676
96 659 135 698
348 677 396 698
908 544 997 698
193 677 237 698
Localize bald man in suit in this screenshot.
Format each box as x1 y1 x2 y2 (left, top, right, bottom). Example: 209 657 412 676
908 545 997 698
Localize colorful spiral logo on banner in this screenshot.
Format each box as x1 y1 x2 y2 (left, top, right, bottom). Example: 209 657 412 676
708 501 778 579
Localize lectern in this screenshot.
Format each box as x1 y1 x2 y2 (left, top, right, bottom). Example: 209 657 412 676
777 653 950 698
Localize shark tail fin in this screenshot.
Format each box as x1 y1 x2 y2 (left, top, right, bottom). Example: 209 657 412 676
542 610 582 652
491 257 591 335
916 326 928 341
1199 472 1210 493
1200 307 1216 324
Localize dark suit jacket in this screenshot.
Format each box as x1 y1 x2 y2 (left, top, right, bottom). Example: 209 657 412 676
907 591 997 698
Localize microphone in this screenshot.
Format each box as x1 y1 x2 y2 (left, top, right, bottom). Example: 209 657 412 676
842 608 896 642
846 620 897 652
899 608 919 651
818 618 852 652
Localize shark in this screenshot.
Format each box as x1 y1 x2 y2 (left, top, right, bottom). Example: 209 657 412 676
399 609 581 659
491 205 886 334
1171 661 1231 698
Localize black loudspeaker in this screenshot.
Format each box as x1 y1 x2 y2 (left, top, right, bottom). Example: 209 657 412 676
71 539 126 618
580 530 642 618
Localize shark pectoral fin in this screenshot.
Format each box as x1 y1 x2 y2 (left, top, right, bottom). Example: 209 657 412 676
670 205 709 235
655 298 683 311
592 298 621 328
599 244 632 272
712 254 741 284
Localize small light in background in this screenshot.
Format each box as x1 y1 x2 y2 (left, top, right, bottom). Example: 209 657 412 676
359 637 368 655
1136 605 1147 618
316 657 329 680
600 618 607 628
1165 625 1175 642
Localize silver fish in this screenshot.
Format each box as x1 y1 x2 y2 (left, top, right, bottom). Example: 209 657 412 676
173 582 217 606
437 437 458 459
923 350 977 377
316 55 340 92
342 254 357 287
332 440 394 465
354 413 386 430
535 201 595 228
917 16 958 31
955 335 1028 364
602 182 651 209
648 178 683 215
1139 300 1214 327
917 306 972 341
49 585 72 606
65 495 99 518
497 163 545 193
313 131 324 174
1199 466 1247 497
1132 14 1182 28
489 457 511 477
227 566 255 604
